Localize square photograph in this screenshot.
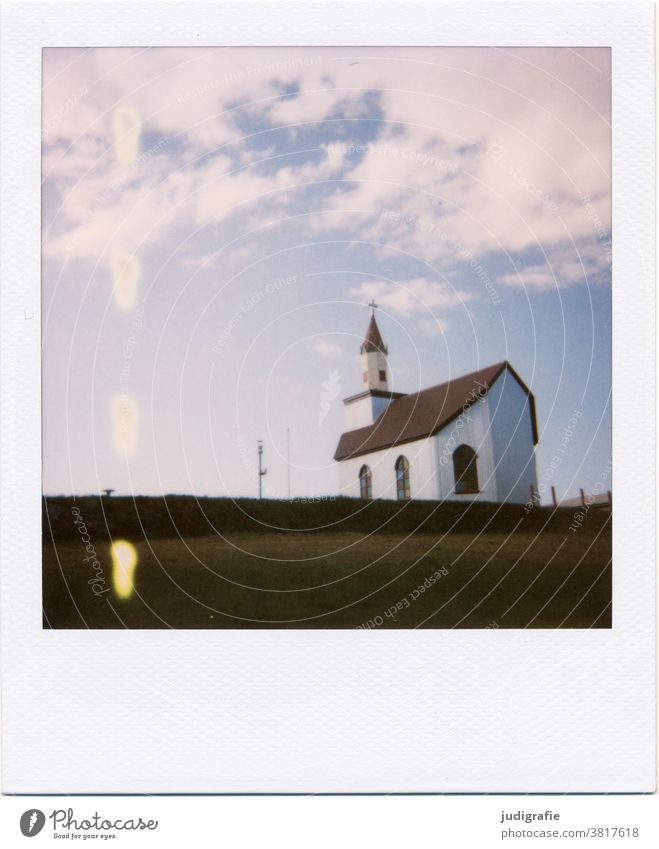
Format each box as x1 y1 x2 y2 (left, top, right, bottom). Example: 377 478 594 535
41 46 612 630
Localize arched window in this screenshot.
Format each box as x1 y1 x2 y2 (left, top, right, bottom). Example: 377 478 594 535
359 465 372 500
453 444 479 494
395 455 411 500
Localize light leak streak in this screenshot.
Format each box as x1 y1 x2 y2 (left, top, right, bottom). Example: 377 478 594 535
113 106 141 165
111 250 140 311
111 540 138 600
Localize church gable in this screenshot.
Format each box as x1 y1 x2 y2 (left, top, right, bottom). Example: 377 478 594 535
485 367 539 503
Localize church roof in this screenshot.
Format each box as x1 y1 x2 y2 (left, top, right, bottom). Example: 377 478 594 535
334 361 538 461
360 314 388 355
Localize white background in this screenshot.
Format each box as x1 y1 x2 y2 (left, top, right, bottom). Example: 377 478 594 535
0 0 655 813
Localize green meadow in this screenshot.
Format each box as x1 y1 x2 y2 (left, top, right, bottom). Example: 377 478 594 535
42 496 611 629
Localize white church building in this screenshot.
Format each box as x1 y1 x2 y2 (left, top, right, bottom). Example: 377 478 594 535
334 310 539 504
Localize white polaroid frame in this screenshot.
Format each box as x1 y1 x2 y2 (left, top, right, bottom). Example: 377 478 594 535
0 1 654 793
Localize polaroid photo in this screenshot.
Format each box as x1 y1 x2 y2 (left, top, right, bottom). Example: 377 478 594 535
0 1 654 794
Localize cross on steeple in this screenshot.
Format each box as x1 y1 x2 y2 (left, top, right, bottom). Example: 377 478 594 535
368 299 378 314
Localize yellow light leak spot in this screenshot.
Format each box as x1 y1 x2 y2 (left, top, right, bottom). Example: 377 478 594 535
111 394 140 456
111 250 140 311
111 540 138 600
113 106 141 165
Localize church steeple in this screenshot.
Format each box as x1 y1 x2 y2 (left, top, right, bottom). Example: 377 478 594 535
360 302 389 391
342 303 402 430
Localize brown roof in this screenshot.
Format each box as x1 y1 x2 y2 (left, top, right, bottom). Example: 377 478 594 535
360 314 387 355
334 361 538 461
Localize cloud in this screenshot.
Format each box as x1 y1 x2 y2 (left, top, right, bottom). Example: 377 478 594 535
420 316 450 335
497 240 611 289
300 49 610 282
348 278 472 317
42 46 611 295
313 338 342 359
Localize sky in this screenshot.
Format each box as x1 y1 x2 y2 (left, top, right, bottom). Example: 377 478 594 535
41 47 611 501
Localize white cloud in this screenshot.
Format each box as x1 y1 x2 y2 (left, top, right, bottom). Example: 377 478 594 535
348 278 472 317
420 316 450 335
313 338 342 359
42 46 611 292
498 240 611 289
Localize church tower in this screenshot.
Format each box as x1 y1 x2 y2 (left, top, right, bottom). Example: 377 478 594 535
342 304 405 430
360 308 389 391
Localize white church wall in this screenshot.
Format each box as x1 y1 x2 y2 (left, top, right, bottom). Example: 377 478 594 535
343 393 396 431
337 435 440 501
435 392 499 502
343 396 375 431
486 368 538 503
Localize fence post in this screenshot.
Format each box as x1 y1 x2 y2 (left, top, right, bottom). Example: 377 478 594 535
551 486 557 508
580 488 586 508
607 489 612 509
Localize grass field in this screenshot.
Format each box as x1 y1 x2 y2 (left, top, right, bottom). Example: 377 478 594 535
42 496 611 629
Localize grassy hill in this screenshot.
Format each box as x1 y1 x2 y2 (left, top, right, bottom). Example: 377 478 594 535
42 495 611 630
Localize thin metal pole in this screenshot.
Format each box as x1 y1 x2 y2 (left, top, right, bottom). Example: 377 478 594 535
286 428 291 499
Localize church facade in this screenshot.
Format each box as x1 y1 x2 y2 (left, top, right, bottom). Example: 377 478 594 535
334 311 539 504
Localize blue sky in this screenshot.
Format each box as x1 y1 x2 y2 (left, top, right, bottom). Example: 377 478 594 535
42 47 611 501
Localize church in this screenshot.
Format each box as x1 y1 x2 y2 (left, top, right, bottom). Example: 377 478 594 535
334 309 539 504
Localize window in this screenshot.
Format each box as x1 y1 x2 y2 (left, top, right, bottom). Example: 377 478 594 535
359 465 372 500
395 455 410 500
379 369 386 382
453 444 479 494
